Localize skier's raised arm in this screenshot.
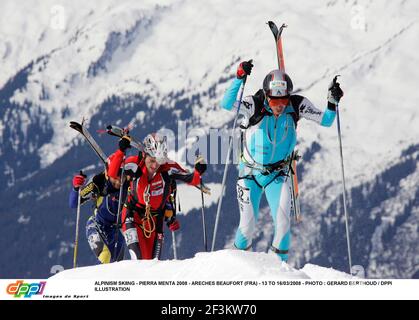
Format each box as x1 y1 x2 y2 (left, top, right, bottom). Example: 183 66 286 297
292 95 335 127
165 158 207 187
220 60 254 115
107 135 133 179
295 79 344 127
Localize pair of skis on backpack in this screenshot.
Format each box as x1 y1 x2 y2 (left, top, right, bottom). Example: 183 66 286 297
268 21 301 223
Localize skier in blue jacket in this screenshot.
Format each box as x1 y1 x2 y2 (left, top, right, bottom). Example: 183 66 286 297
68 137 135 264
220 60 344 262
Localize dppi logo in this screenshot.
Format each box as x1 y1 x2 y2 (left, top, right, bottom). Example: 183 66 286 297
6 280 46 298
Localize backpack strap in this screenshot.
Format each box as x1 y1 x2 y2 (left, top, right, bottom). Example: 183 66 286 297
158 171 172 212
289 95 305 128
240 89 273 129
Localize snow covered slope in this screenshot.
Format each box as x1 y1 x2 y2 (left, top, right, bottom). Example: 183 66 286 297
0 0 418 278
51 250 351 279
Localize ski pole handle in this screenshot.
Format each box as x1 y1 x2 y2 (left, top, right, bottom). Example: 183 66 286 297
333 75 341 86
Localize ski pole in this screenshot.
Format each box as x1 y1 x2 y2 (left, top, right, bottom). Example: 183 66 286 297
195 150 208 251
171 191 179 260
212 75 248 252
154 233 164 260
73 170 85 268
174 193 185 259
200 177 208 252
172 231 177 259
334 75 353 274
113 154 126 261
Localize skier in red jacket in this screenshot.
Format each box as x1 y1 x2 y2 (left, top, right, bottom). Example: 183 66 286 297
107 133 207 260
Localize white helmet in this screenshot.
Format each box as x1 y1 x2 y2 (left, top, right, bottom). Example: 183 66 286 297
143 133 168 164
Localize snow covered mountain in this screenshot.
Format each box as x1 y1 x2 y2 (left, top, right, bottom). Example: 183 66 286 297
0 0 418 279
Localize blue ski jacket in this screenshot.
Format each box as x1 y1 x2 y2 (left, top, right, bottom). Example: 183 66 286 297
220 78 336 168
69 172 124 227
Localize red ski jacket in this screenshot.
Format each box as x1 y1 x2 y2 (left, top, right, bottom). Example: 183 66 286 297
107 149 201 212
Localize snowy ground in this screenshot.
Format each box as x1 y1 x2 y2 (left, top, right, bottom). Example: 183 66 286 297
48 251 419 300
51 249 352 279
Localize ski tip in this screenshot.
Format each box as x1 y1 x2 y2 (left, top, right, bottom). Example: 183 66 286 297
267 21 287 28
69 121 82 130
267 21 278 33
267 21 287 39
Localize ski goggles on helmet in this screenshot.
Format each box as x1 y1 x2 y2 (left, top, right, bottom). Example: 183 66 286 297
268 79 288 97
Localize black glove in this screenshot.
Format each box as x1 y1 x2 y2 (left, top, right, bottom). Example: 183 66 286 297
195 156 207 175
236 60 254 79
328 76 344 105
119 135 131 152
